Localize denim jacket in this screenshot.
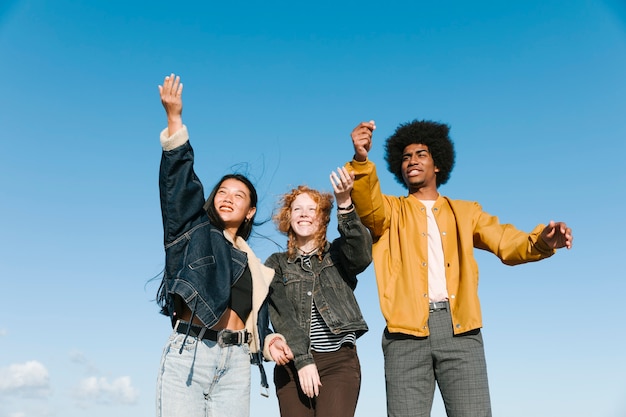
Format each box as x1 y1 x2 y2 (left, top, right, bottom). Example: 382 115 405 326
158 126 273 391
265 209 372 370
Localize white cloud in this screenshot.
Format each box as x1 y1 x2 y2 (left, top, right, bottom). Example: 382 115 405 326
0 361 49 397
0 328 7 337
73 376 139 407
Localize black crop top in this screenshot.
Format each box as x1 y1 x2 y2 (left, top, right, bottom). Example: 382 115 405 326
230 265 252 323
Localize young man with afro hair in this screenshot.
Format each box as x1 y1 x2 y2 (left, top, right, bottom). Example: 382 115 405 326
346 119 573 417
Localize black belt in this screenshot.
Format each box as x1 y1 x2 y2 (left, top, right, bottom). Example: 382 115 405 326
429 300 448 312
175 321 251 347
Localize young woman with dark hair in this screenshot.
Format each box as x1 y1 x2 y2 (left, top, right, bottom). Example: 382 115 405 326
154 73 292 417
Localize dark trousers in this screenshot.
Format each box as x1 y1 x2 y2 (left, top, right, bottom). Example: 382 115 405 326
383 307 492 417
274 345 361 417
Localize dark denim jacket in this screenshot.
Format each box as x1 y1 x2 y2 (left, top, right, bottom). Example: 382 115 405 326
158 139 271 389
265 209 372 370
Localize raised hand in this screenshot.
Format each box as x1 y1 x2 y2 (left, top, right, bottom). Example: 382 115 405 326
330 166 355 209
158 73 184 135
540 220 573 250
351 120 376 162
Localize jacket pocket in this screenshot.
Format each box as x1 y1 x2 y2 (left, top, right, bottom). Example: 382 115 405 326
188 256 216 270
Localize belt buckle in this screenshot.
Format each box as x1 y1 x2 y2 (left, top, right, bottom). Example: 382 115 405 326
217 329 229 347
429 301 446 313
217 329 244 347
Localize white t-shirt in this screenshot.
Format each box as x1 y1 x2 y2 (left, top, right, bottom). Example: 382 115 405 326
420 200 449 303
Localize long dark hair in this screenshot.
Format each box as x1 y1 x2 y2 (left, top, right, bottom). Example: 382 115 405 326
203 174 258 240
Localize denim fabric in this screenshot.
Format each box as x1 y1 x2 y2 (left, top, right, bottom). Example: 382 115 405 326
158 139 271 387
157 332 252 417
159 141 247 328
266 210 372 370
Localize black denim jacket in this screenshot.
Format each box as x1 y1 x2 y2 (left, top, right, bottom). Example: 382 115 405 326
265 209 372 370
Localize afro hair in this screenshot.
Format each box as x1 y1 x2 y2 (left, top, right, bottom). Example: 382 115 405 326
384 119 455 188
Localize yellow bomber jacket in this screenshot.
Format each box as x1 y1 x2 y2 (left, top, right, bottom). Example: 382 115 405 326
347 159 555 337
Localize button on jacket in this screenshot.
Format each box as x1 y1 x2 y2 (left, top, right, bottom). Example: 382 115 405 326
266 209 372 370
347 159 556 337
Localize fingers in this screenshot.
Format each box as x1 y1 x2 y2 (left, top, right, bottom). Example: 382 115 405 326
336 166 352 181
273 350 289 365
351 122 375 140
354 120 376 131
330 167 353 186
275 353 288 366
272 350 285 365
159 73 183 99
159 74 184 126
270 340 294 365
330 166 355 199
298 365 322 398
555 221 574 249
283 345 294 360
541 220 574 250
351 120 375 161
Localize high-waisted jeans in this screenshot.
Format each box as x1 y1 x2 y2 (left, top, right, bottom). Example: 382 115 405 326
156 331 251 417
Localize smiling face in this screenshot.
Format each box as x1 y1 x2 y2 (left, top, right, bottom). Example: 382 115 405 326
401 143 440 192
213 178 256 235
289 193 321 242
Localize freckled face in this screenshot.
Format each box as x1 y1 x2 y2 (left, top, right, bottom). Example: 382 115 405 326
289 193 320 239
213 178 256 229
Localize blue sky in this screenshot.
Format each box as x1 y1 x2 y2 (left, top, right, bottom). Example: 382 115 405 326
1 1 625 416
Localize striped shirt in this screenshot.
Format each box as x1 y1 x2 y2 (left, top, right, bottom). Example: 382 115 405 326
302 255 356 353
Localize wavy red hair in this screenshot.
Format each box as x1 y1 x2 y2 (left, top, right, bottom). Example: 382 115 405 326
273 185 334 259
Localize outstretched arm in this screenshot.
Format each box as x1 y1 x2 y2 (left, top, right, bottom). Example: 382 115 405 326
540 220 573 250
158 73 184 136
351 120 376 162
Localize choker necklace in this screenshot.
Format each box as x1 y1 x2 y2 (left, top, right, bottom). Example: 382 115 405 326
298 247 317 255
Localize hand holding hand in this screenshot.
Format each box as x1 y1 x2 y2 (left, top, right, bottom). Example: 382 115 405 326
297 363 322 398
540 220 573 250
330 166 355 209
268 337 294 366
351 120 376 162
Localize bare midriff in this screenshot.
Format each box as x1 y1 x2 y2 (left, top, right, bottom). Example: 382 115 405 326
175 295 245 330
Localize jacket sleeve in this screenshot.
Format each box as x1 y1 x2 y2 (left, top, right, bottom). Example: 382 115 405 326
469 202 556 265
265 254 315 371
345 159 390 241
159 126 207 246
333 209 373 286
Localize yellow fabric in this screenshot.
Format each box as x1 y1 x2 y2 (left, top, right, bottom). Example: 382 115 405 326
347 159 555 337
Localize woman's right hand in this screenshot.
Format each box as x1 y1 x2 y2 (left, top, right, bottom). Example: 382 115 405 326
158 73 183 136
297 363 322 398
330 166 355 209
